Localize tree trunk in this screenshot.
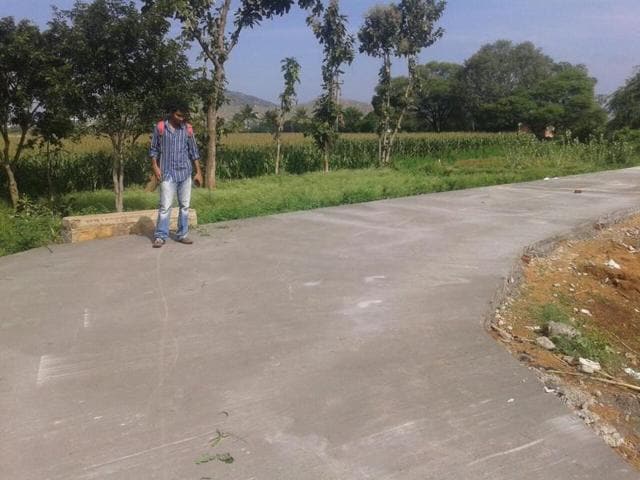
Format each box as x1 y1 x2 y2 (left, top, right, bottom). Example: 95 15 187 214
118 153 125 213
323 143 329 173
275 136 282 175
381 54 392 166
112 150 124 213
3 163 19 209
206 102 218 190
46 142 54 202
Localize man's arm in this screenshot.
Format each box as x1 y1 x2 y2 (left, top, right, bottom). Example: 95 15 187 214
187 133 202 187
193 159 203 187
150 126 161 180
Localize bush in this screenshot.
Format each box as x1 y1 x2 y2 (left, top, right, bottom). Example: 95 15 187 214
0 198 61 255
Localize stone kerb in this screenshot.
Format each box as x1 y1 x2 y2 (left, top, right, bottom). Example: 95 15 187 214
61 209 197 243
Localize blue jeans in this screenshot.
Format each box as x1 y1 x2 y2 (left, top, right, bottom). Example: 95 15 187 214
154 177 192 240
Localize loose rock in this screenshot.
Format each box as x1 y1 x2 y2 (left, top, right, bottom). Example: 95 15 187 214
548 321 580 339
605 259 622 270
536 336 556 350
578 358 601 374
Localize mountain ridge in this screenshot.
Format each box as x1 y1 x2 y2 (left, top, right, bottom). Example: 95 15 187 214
220 90 372 117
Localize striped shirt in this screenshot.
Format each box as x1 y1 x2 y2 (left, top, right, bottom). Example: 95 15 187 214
149 121 200 182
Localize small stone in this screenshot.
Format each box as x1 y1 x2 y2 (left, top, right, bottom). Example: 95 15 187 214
594 390 603 397
578 358 601 374
597 424 624 448
605 259 621 270
580 308 592 317
562 355 576 365
623 367 640 381
553 283 561 288
536 336 556 350
548 321 580 339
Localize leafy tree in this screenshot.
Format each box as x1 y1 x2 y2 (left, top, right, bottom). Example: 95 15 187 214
414 62 465 131
360 0 445 165
50 0 193 212
308 0 355 173
0 18 64 208
143 0 323 189
608 67 640 131
358 3 401 163
459 40 554 130
274 57 301 174
529 64 606 139
371 75 415 130
291 106 311 132
341 106 364 132
357 111 379 133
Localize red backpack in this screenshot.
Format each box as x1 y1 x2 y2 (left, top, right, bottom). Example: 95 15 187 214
156 120 194 137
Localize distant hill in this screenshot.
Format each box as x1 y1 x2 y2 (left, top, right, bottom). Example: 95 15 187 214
219 90 277 118
219 91 373 118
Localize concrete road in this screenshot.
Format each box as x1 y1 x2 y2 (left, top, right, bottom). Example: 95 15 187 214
2 169 640 480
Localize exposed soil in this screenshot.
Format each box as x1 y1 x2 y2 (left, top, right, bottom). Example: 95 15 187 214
491 214 640 469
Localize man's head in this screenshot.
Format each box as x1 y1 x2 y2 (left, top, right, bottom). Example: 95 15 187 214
167 100 190 127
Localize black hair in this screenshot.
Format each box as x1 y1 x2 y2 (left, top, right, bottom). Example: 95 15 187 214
166 99 190 115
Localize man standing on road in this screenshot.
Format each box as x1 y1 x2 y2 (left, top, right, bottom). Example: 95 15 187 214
150 102 203 248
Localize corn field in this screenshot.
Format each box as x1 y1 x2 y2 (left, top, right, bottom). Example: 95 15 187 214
6 132 637 199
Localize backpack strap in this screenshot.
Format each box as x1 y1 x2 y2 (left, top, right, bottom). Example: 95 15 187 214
156 120 193 137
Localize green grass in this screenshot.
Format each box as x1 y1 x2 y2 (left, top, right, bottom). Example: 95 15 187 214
535 303 573 328
551 333 617 369
532 302 619 370
0 201 61 256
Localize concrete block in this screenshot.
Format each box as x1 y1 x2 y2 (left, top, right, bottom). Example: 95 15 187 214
61 209 197 243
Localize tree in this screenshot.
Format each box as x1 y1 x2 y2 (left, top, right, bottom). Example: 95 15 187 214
459 40 555 130
0 18 62 208
360 0 445 165
358 3 401 164
341 106 364 132
50 0 193 212
274 57 301 174
414 62 464 131
459 42 605 137
291 106 311 132
308 0 355 173
608 67 640 131
529 64 606 139
144 0 323 190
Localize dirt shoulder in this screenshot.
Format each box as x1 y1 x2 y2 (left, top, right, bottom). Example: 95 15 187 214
491 214 640 469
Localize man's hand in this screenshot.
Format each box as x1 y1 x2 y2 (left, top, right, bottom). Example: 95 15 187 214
152 164 161 181
193 172 203 188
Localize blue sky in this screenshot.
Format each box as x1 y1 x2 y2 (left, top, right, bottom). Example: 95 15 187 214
4 0 639 103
